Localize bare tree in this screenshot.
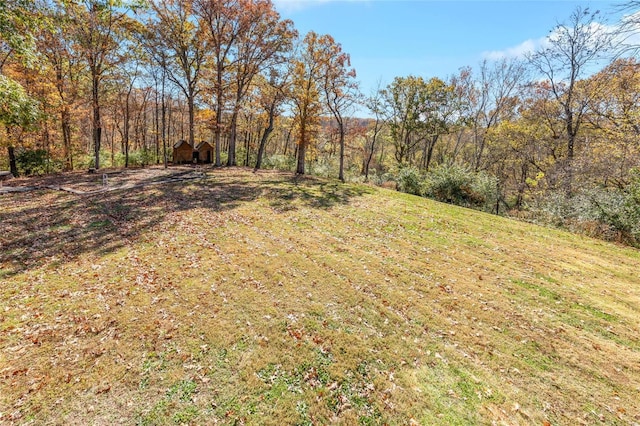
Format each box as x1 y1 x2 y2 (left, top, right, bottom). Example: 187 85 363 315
528 7 612 194
363 83 385 181
612 1 640 56
254 66 291 171
453 59 526 172
319 35 359 182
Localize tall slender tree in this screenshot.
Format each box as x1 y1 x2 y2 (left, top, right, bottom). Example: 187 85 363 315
36 0 84 170
146 0 206 151
290 31 326 175
226 0 295 166
363 84 386 181
194 0 243 166
65 0 138 170
528 7 612 194
253 66 291 171
318 34 358 182
1 0 40 175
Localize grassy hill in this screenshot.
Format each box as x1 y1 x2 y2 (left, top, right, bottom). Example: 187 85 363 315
1 167 639 425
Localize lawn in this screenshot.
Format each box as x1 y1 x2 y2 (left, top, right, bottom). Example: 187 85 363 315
1 167 639 425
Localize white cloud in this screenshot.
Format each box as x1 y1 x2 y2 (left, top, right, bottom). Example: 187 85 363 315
614 11 640 52
482 37 549 60
273 0 367 14
482 19 622 61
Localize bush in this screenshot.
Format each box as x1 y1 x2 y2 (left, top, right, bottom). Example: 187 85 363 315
396 166 424 196
627 172 640 242
127 149 156 167
308 158 336 178
470 171 499 213
261 154 295 171
527 177 640 246
16 149 62 176
424 163 497 211
78 151 112 169
78 149 160 169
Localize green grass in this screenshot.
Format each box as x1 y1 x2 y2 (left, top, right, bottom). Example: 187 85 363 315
1 167 639 425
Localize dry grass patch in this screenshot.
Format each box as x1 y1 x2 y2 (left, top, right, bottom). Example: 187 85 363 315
1 167 639 425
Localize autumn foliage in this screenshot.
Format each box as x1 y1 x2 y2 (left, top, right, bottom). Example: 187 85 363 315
1 2 640 243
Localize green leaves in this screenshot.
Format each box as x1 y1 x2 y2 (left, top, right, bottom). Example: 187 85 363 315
380 75 456 165
0 75 40 130
0 0 37 67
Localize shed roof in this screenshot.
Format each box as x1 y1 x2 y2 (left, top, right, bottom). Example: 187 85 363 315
195 141 213 150
173 140 193 149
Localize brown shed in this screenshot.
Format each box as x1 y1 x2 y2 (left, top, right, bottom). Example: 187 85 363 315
172 140 193 164
196 141 214 164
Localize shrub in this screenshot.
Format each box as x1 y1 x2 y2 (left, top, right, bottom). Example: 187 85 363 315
470 170 499 213
396 166 424 196
127 149 156 167
15 149 62 176
424 163 497 211
424 163 472 204
78 151 112 169
308 158 336 178
364 170 395 187
527 176 640 246
261 154 295 171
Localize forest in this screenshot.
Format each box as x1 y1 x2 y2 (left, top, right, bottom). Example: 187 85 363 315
2 0 640 245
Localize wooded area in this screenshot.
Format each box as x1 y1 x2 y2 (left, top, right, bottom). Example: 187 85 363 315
1 1 640 244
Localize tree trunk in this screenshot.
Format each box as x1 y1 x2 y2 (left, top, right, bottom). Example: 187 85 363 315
425 135 438 171
92 71 101 170
124 93 130 168
338 126 345 182
473 126 484 172
296 122 306 175
61 106 73 171
162 74 167 169
155 85 160 164
187 93 195 148
566 113 575 197
227 110 238 166
214 115 222 167
364 142 374 182
296 142 306 174
214 68 223 167
8 146 18 177
56 61 74 171
283 128 291 156
244 130 250 167
255 101 276 171
109 125 115 167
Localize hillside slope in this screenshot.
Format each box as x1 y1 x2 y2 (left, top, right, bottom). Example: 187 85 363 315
1 168 639 425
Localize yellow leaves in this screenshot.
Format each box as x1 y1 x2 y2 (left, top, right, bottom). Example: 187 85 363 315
526 172 545 188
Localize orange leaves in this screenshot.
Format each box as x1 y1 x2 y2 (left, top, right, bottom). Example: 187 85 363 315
286 325 303 341
285 322 332 356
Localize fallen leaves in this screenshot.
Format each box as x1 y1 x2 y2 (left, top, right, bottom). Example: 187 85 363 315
2 168 640 425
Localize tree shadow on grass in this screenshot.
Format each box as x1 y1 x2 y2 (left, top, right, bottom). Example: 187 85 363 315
0 168 374 278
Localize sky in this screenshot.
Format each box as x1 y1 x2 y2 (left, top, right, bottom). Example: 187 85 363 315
272 0 628 97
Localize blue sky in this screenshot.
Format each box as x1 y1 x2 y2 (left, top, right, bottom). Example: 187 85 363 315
273 0 625 96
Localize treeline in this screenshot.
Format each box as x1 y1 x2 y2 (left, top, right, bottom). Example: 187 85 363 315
1 1 640 244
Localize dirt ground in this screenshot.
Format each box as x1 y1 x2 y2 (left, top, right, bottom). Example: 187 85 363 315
0 165 208 195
